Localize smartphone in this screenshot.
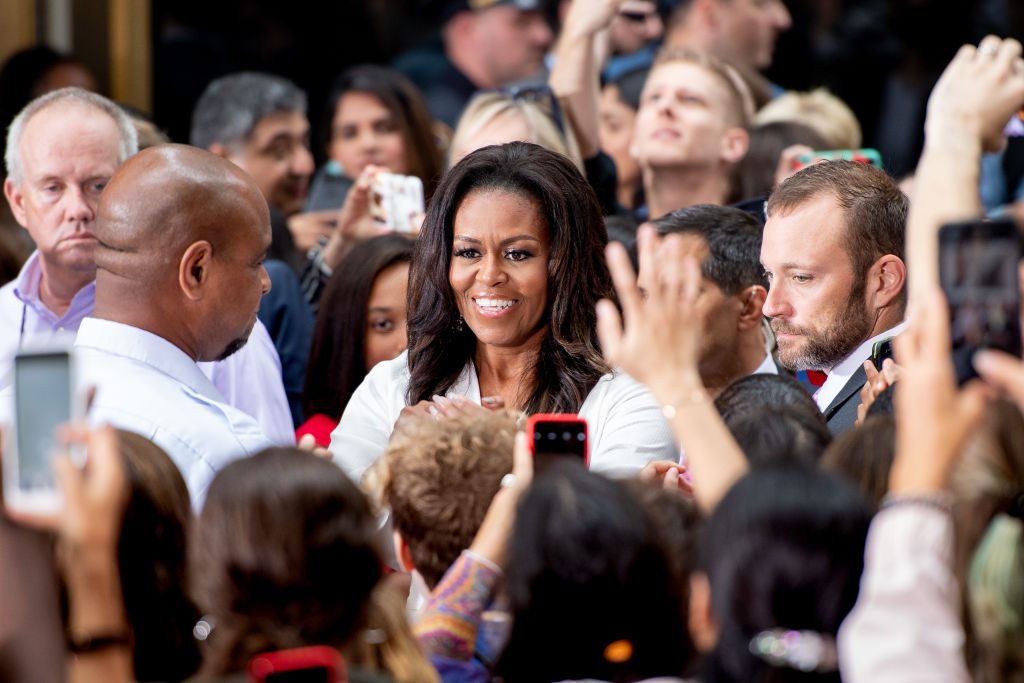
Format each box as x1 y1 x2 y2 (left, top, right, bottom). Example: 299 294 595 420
791 148 882 173
369 172 424 233
248 646 347 683
3 347 80 514
526 414 588 473
939 219 1023 384
870 338 894 371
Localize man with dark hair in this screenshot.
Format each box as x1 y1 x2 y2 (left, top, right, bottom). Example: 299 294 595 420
644 204 776 396
760 160 908 434
191 72 314 217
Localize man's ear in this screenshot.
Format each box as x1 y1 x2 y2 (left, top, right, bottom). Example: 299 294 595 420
719 126 750 165
392 530 416 574
4 178 28 228
869 254 907 310
179 240 213 301
737 285 767 331
688 571 718 653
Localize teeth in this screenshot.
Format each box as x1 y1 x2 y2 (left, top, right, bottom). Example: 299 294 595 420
475 298 516 309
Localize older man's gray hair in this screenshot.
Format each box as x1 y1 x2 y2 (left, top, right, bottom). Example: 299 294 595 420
5 87 139 186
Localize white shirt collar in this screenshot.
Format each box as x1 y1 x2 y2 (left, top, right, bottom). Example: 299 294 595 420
814 321 909 411
753 353 779 376
74 317 222 403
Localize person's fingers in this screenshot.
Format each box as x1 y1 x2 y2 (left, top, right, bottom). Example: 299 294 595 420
83 425 125 497
956 381 991 437
84 386 97 412
606 242 642 321
635 224 660 302
918 287 952 364
995 37 1023 71
658 235 686 300
680 256 702 309
312 447 334 461
976 35 1003 62
661 465 679 491
974 349 1024 406
881 357 902 385
596 299 625 364
482 396 505 410
863 360 882 391
511 431 534 487
430 395 461 418
297 433 318 451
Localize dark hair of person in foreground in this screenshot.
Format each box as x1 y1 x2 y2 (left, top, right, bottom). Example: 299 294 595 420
188 448 383 677
698 464 871 682
495 462 691 682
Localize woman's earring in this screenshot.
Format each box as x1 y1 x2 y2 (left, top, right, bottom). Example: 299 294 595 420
453 315 464 333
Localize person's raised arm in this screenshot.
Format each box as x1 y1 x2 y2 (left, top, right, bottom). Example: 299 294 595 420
839 288 987 682
906 36 1024 309
596 225 747 512
8 425 134 683
548 0 623 159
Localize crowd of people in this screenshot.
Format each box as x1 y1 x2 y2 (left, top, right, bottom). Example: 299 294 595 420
1 0 1024 681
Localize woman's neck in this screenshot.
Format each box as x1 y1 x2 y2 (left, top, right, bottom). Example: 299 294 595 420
474 335 544 409
643 164 730 219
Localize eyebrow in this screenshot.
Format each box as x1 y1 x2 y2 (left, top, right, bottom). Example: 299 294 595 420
453 234 541 246
368 306 394 313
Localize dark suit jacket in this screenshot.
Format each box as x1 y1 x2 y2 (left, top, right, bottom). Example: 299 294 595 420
823 364 867 435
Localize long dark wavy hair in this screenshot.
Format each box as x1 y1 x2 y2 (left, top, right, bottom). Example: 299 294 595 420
407 141 613 414
303 234 414 419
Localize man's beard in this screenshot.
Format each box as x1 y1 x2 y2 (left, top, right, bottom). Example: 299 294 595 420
772 286 874 372
215 336 249 362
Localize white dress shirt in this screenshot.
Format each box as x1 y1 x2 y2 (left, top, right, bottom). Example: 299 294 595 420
0 252 294 444
75 318 273 506
813 322 908 412
329 352 679 484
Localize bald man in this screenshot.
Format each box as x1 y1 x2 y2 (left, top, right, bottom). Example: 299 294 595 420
75 144 273 503
0 87 294 444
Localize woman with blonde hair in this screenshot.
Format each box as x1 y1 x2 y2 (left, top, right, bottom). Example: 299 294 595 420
447 87 584 171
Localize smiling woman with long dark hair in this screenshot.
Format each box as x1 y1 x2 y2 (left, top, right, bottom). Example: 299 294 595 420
329 142 676 482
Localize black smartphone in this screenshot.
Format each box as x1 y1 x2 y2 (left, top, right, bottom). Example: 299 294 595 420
526 414 588 474
939 219 1022 384
870 338 895 371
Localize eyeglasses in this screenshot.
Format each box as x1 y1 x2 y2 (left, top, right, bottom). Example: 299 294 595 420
488 83 567 136
619 9 658 23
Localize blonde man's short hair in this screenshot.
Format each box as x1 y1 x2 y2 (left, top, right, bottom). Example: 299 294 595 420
755 88 863 149
381 411 516 588
651 46 755 128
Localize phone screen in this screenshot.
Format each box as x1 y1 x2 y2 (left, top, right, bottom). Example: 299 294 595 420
531 419 588 475
264 669 333 683
14 352 72 493
939 219 1022 383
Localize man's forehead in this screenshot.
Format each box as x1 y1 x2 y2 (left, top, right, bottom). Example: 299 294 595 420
246 110 309 145
20 104 122 173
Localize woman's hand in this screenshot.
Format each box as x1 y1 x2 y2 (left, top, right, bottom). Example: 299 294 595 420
597 225 706 404
890 288 989 495
640 460 694 496
925 36 1024 154
321 165 392 269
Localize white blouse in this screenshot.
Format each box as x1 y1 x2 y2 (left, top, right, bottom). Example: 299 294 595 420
328 351 679 484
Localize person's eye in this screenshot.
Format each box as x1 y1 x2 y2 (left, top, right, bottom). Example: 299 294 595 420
89 180 108 193
793 274 812 284
763 270 773 283
454 247 481 259
374 119 399 134
505 249 533 262
371 319 396 333
338 126 358 141
43 183 61 194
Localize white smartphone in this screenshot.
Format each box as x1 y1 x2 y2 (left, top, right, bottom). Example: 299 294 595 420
3 346 81 514
369 172 425 233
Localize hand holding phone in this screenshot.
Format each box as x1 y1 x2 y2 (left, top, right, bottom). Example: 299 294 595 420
939 218 1023 384
368 172 424 233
